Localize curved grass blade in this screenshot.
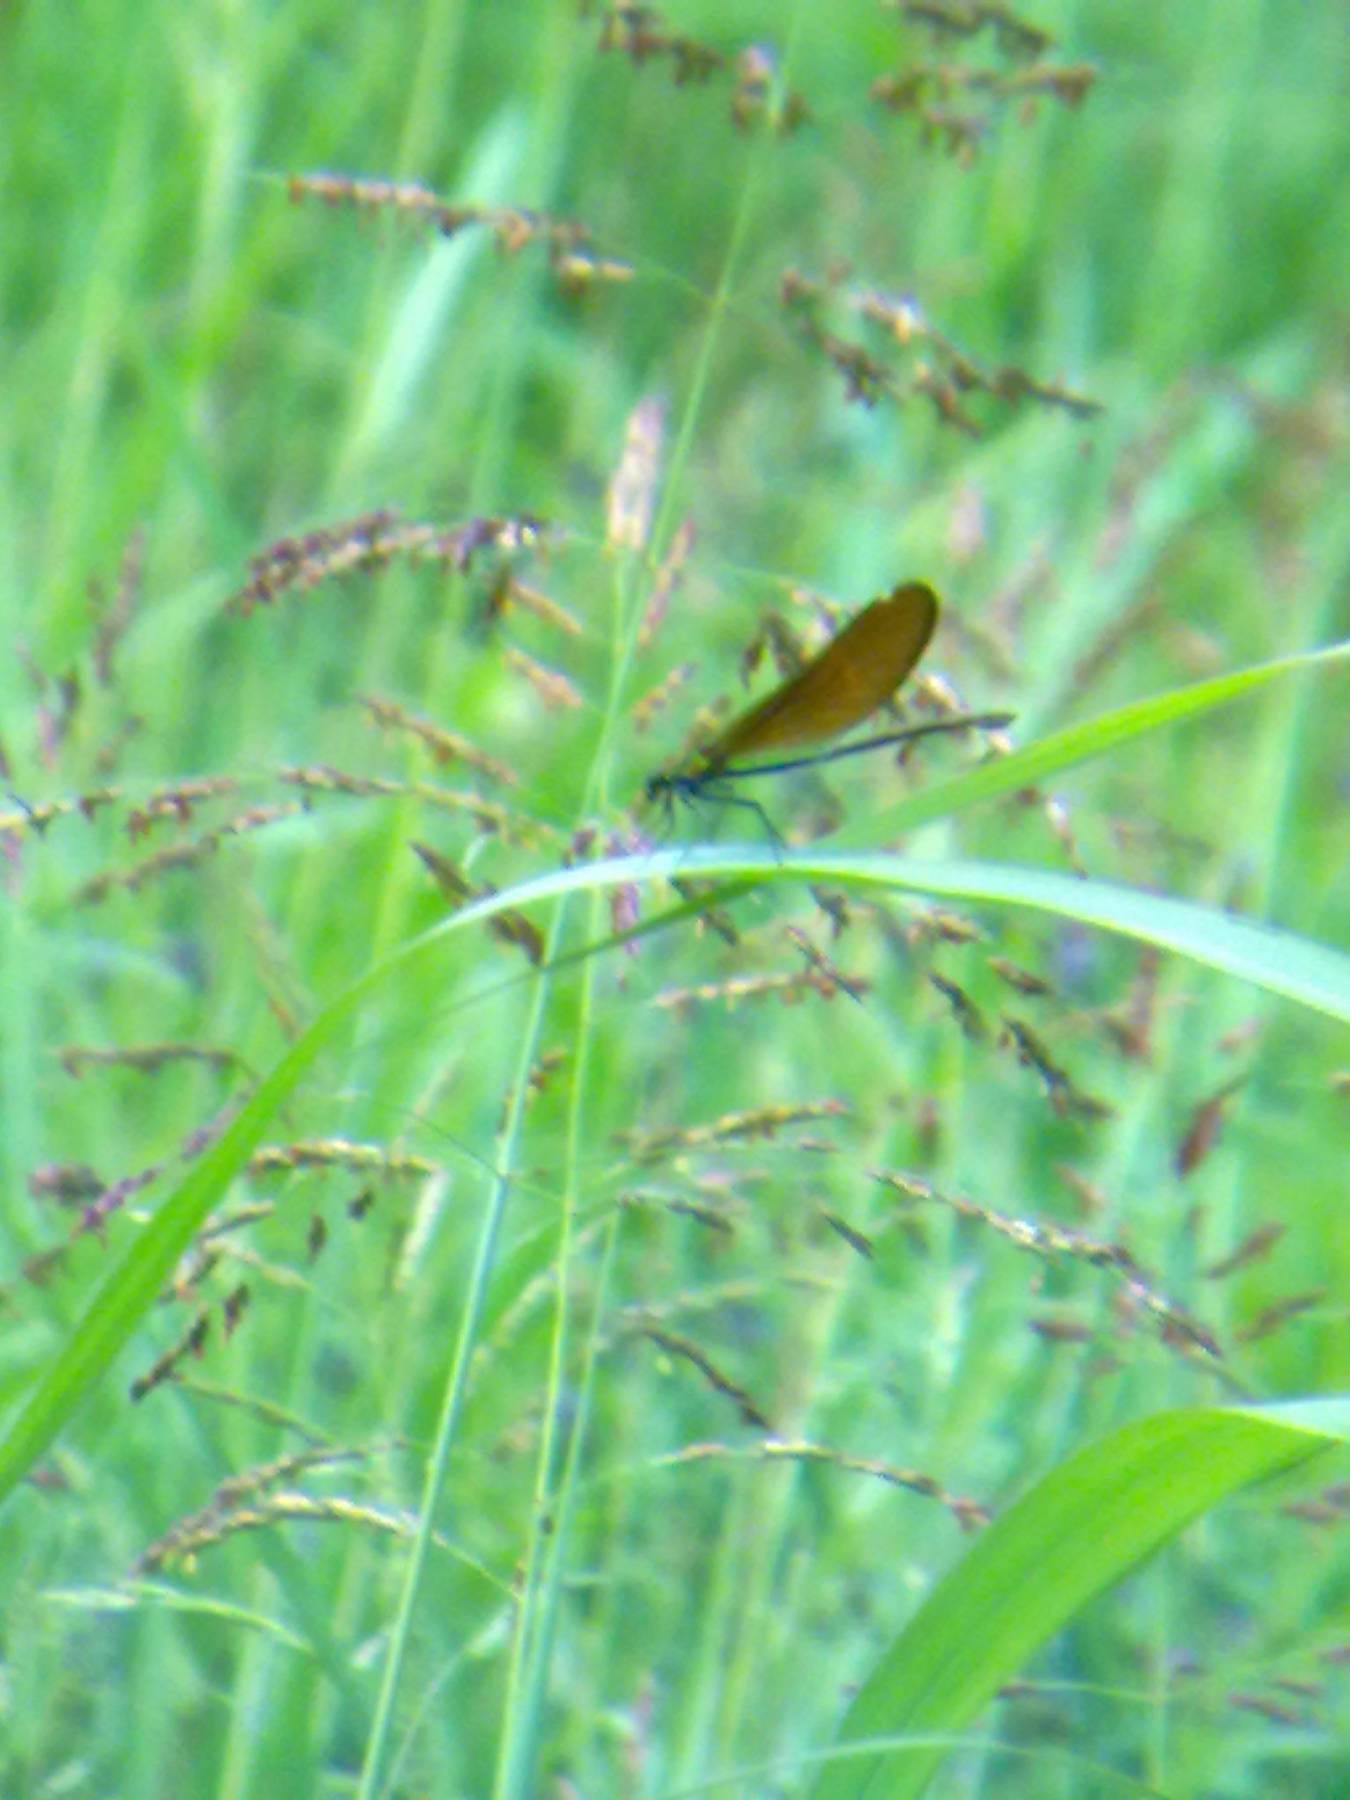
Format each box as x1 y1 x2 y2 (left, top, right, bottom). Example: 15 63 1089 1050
846 636 1349 845
495 849 1350 1025
0 879 728 1510
675 851 1349 1024
811 1401 1349 1800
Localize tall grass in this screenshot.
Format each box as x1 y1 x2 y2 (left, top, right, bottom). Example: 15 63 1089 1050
2 2 1347 1795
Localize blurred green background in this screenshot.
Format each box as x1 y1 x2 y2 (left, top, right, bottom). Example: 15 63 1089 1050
2 1 1347 1795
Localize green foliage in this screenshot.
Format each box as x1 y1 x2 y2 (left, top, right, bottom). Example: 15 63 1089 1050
815 1402 1350 1799
2 2 1347 1797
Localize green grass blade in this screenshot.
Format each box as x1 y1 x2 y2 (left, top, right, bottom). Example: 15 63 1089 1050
786 854 1350 1024
490 851 1350 1025
0 879 725 1508
811 1401 1349 1800
849 637 1350 844
0 990 372 1506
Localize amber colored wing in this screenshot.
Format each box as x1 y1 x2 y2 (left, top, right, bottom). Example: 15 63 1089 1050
702 582 939 769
